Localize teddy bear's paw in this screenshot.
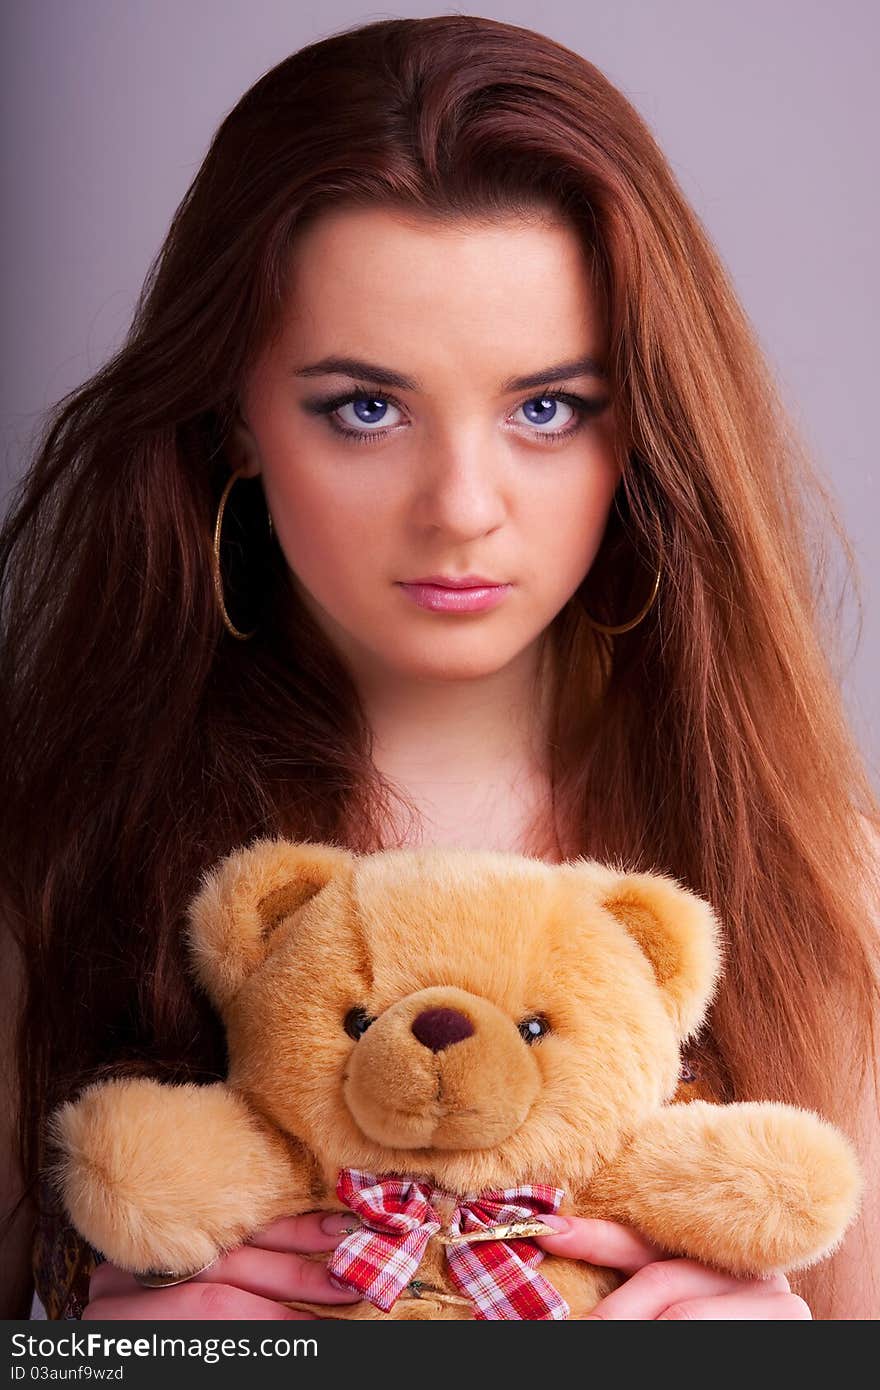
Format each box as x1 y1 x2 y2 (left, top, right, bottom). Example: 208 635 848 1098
719 1102 864 1273
45 1076 296 1274
604 1099 863 1276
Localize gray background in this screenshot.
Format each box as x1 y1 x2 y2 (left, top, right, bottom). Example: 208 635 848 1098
3 0 877 786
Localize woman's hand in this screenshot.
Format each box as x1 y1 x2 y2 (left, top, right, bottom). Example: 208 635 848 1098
535 1216 813 1319
82 1212 363 1320
83 1210 813 1319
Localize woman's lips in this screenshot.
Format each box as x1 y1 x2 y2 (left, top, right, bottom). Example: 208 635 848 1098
396 582 513 613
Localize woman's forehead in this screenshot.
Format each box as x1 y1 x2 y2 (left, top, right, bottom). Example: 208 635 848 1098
271 206 607 388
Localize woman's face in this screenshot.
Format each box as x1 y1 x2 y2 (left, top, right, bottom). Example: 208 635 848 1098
233 206 622 686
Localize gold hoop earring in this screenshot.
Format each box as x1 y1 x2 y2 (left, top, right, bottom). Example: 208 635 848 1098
579 537 663 635
211 467 273 641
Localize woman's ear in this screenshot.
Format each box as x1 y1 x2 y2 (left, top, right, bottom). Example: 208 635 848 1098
229 412 262 478
184 836 356 1011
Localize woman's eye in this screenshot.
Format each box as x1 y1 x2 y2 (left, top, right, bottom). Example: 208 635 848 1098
518 1015 550 1044
335 395 403 432
305 385 608 447
512 395 576 432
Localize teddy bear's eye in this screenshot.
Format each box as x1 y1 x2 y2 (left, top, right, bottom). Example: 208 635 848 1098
518 1015 550 1043
344 1007 375 1040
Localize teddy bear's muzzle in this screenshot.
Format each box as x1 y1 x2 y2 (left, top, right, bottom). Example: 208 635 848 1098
343 986 541 1151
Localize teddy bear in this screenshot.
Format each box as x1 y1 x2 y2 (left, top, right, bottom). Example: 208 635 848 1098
47 837 862 1319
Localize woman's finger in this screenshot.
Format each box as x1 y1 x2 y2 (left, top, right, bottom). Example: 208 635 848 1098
244 1210 361 1253
82 1283 320 1321
87 1261 138 1301
657 1290 812 1320
187 1243 362 1304
534 1216 666 1273
585 1259 789 1320
88 1222 364 1309
87 1210 360 1301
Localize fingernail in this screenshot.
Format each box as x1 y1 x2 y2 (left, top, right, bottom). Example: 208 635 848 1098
539 1214 572 1233
320 1212 361 1235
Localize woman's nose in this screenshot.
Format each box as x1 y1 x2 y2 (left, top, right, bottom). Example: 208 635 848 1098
413 434 507 537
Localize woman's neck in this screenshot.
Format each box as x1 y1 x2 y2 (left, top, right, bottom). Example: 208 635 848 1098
363 637 548 779
353 637 563 860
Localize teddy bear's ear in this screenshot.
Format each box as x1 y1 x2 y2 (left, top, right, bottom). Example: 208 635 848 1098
185 836 355 1010
564 860 724 1038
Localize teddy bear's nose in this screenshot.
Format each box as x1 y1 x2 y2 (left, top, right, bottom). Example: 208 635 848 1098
411 1007 475 1052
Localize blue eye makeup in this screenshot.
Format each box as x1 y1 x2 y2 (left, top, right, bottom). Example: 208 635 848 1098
301 382 610 447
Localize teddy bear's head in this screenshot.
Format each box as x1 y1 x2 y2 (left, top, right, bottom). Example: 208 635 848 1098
185 839 722 1194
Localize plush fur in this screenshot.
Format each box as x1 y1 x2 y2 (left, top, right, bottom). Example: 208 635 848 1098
47 838 863 1319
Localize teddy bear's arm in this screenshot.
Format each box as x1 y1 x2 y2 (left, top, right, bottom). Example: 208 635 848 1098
579 1099 862 1277
47 1077 321 1276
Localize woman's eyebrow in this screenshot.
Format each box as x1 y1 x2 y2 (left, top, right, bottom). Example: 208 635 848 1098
290 354 608 391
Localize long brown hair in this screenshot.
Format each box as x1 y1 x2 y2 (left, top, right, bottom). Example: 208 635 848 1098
2 14 878 1318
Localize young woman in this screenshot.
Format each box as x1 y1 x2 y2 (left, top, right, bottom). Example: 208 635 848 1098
2 14 878 1322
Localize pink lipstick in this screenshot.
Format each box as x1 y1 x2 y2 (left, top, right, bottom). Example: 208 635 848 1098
396 580 513 613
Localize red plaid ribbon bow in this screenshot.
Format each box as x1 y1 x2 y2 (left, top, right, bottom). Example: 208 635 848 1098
327 1168 570 1320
